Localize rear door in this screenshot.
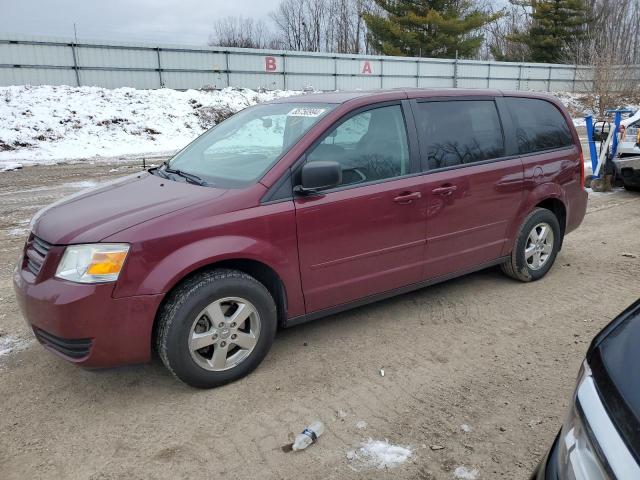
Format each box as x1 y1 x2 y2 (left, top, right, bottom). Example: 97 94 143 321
294 102 428 313
411 98 525 279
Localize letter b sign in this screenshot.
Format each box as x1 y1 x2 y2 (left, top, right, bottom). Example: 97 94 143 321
265 56 277 72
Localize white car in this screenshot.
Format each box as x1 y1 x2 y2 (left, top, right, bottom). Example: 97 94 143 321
618 121 640 156
613 114 640 191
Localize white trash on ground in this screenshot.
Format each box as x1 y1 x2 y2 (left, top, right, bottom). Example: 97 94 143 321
347 439 412 470
292 421 324 451
460 424 473 433
453 465 480 480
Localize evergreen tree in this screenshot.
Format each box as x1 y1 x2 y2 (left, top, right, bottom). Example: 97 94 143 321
363 0 502 58
510 0 590 63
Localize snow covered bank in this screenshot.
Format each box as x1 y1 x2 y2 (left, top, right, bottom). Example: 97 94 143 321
0 85 302 166
554 91 640 127
1 85 637 169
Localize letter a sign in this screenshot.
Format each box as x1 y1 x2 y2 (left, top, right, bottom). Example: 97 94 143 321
265 56 277 72
362 61 372 74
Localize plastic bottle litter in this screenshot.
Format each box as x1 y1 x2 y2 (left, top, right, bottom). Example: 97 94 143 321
292 421 325 451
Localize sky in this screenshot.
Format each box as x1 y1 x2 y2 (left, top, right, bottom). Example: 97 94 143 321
0 0 280 44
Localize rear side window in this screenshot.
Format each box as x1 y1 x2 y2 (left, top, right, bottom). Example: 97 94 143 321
505 98 573 154
415 100 505 170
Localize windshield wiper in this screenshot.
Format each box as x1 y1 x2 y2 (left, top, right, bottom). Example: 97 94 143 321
149 165 170 179
161 162 208 186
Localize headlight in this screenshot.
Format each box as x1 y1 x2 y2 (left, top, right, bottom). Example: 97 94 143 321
557 361 609 480
56 244 130 283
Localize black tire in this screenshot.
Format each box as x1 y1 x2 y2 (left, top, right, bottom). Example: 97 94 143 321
623 183 640 192
501 208 562 282
156 269 277 388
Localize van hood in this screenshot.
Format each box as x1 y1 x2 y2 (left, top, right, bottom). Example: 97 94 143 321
32 172 226 245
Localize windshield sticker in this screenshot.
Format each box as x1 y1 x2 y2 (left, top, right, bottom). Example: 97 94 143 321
287 107 326 117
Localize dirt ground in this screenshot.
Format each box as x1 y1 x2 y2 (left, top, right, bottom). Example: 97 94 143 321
0 159 638 480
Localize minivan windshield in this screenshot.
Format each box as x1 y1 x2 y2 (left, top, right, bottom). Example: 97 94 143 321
165 102 335 187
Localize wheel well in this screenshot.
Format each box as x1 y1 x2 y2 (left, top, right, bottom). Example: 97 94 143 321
536 198 566 242
213 259 288 328
152 259 288 349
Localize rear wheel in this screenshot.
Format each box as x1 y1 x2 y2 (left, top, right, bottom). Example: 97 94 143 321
501 208 562 282
156 269 277 388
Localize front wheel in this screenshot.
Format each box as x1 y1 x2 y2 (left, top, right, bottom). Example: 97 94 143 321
156 269 277 388
501 208 562 282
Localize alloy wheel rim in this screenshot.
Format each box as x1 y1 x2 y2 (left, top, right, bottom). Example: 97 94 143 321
188 297 261 372
525 222 554 271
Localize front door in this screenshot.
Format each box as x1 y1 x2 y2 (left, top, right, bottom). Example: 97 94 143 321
294 104 428 313
412 98 525 279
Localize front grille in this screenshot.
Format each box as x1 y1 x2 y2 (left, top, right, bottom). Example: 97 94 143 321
25 235 52 276
33 327 92 359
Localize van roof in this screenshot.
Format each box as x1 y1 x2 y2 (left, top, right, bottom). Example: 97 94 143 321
269 88 558 104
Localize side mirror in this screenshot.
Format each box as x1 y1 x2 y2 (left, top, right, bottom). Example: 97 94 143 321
295 161 342 194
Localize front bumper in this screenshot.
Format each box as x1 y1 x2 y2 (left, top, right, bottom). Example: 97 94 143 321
13 265 164 368
613 155 640 187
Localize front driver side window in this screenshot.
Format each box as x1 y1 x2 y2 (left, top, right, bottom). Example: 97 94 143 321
306 105 410 187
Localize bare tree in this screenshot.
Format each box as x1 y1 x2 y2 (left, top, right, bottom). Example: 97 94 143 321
479 0 532 61
570 0 640 114
270 0 314 51
270 0 374 53
208 16 272 49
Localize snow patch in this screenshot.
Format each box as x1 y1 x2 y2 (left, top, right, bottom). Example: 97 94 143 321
347 439 412 470
0 85 304 167
586 187 621 196
62 180 98 189
453 465 480 480
0 161 22 171
7 227 29 236
553 91 639 120
0 335 33 357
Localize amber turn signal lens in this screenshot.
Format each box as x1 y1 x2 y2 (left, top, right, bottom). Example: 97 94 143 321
86 251 128 275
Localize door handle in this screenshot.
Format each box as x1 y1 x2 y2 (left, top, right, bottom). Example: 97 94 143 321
431 185 457 196
393 191 422 204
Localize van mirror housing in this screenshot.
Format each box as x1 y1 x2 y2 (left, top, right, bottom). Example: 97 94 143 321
296 161 342 194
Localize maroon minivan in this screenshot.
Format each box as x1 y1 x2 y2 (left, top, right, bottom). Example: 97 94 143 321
13 89 587 388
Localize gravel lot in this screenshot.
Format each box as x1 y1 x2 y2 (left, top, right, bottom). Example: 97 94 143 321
0 160 638 480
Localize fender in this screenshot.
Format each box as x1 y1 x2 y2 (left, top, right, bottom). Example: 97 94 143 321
148 236 285 292
112 234 306 318
501 182 567 256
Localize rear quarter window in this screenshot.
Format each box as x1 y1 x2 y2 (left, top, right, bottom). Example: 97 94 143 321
505 97 573 154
